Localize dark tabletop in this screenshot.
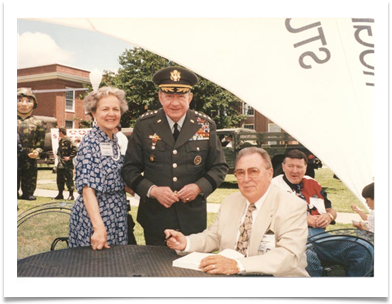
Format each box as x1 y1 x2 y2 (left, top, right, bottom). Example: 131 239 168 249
17 245 225 277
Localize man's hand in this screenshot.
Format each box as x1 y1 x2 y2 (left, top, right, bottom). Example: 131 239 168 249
199 255 240 275
28 150 39 159
63 156 70 162
315 213 331 229
164 229 187 251
176 183 202 203
150 186 179 208
307 215 319 228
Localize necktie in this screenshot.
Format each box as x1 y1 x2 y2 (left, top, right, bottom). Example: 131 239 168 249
173 123 180 141
236 204 257 256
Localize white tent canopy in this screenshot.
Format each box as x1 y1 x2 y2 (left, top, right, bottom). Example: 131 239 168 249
32 18 374 207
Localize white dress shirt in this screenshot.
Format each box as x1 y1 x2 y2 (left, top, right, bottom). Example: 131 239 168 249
115 131 129 155
166 114 186 134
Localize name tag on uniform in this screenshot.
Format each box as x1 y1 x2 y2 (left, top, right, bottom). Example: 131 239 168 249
100 143 113 156
258 232 276 253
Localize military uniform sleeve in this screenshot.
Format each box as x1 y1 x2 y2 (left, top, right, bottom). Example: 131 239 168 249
194 119 228 197
69 140 78 159
34 120 46 154
121 119 154 200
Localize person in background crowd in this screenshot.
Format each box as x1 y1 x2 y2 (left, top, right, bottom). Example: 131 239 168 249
114 125 129 156
17 133 23 210
53 127 78 200
351 182 374 232
17 88 45 201
73 138 81 167
272 149 372 277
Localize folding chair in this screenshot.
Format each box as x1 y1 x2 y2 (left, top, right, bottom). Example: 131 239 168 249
17 202 73 259
306 228 374 277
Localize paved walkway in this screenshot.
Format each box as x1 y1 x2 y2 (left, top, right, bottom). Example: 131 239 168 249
32 187 361 224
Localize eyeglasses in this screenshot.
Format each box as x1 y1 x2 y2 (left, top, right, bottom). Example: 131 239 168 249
234 167 261 179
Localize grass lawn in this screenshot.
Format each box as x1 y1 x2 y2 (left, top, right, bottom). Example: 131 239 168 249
17 166 363 258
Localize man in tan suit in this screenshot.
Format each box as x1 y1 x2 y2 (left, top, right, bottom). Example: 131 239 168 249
165 147 309 277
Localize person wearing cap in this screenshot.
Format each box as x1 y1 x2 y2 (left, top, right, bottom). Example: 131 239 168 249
122 66 229 246
53 127 78 200
351 182 374 232
17 88 45 200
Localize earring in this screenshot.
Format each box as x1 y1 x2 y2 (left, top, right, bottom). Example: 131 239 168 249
93 118 97 127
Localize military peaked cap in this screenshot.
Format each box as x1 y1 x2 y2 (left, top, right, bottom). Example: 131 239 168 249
153 66 198 94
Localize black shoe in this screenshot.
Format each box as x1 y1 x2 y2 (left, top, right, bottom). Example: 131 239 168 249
21 195 36 200
67 196 75 200
53 194 64 200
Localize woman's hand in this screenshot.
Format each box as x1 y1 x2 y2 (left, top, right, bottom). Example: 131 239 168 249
125 185 135 196
91 226 110 250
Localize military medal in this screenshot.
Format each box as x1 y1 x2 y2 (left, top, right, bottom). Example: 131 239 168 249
149 133 161 150
189 116 210 141
149 155 155 162
194 155 202 166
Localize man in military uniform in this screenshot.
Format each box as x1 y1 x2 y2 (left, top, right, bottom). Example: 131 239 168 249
122 66 229 246
17 88 45 200
54 127 78 200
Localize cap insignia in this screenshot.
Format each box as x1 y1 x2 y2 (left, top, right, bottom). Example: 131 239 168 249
170 70 181 82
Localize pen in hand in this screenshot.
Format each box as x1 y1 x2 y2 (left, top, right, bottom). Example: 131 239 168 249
165 229 180 243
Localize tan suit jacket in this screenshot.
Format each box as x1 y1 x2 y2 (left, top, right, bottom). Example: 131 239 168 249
188 184 309 277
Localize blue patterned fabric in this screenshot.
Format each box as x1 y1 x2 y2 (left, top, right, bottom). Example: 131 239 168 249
69 125 128 247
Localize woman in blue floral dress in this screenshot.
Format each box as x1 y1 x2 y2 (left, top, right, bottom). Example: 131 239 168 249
69 86 136 249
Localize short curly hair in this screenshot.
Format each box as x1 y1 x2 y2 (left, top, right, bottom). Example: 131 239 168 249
83 86 128 115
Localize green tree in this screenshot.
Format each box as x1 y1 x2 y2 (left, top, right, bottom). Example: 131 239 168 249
75 48 246 129
113 47 246 128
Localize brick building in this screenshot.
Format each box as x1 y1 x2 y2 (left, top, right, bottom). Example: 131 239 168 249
17 63 280 134
241 102 281 133
17 64 91 129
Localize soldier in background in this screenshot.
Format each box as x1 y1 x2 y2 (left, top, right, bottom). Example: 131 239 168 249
54 127 78 200
17 88 45 200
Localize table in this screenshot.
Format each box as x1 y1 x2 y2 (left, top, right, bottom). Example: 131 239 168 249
17 245 224 277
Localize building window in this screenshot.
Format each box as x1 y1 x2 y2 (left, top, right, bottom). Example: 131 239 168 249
268 123 281 132
65 120 74 129
243 102 254 116
65 90 75 112
244 124 254 130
